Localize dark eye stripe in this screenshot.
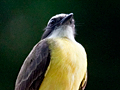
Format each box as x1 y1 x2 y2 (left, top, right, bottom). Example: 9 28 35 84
49 17 64 25
50 19 56 24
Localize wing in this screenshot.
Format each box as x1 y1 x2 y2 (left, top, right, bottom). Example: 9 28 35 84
15 39 50 90
79 71 87 90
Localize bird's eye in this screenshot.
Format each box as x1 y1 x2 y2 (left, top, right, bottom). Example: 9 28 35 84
50 19 56 25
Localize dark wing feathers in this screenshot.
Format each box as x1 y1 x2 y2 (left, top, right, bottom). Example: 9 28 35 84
15 40 50 90
79 71 87 90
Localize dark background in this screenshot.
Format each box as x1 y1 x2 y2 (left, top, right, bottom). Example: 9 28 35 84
0 0 120 90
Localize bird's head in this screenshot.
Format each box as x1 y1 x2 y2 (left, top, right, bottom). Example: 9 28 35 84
41 13 75 41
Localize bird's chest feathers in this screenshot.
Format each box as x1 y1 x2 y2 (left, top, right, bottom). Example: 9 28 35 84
47 38 87 78
40 38 87 90
50 39 83 72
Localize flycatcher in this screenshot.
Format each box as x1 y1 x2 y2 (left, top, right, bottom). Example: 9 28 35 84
15 13 87 90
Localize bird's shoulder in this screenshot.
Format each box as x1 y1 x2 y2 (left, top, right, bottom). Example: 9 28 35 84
15 39 50 90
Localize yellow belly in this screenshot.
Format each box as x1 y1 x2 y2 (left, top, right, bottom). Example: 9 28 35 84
39 38 87 90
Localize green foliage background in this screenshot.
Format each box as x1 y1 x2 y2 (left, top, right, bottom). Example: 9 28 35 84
0 0 120 90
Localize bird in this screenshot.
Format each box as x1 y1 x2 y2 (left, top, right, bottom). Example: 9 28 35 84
15 13 87 90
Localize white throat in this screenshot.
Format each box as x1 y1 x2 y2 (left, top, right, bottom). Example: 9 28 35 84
48 26 75 42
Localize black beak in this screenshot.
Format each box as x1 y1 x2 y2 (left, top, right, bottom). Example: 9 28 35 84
60 13 73 25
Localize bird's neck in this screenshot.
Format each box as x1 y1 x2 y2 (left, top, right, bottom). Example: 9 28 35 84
47 26 76 42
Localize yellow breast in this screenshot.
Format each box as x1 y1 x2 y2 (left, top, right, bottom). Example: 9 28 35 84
39 38 87 90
